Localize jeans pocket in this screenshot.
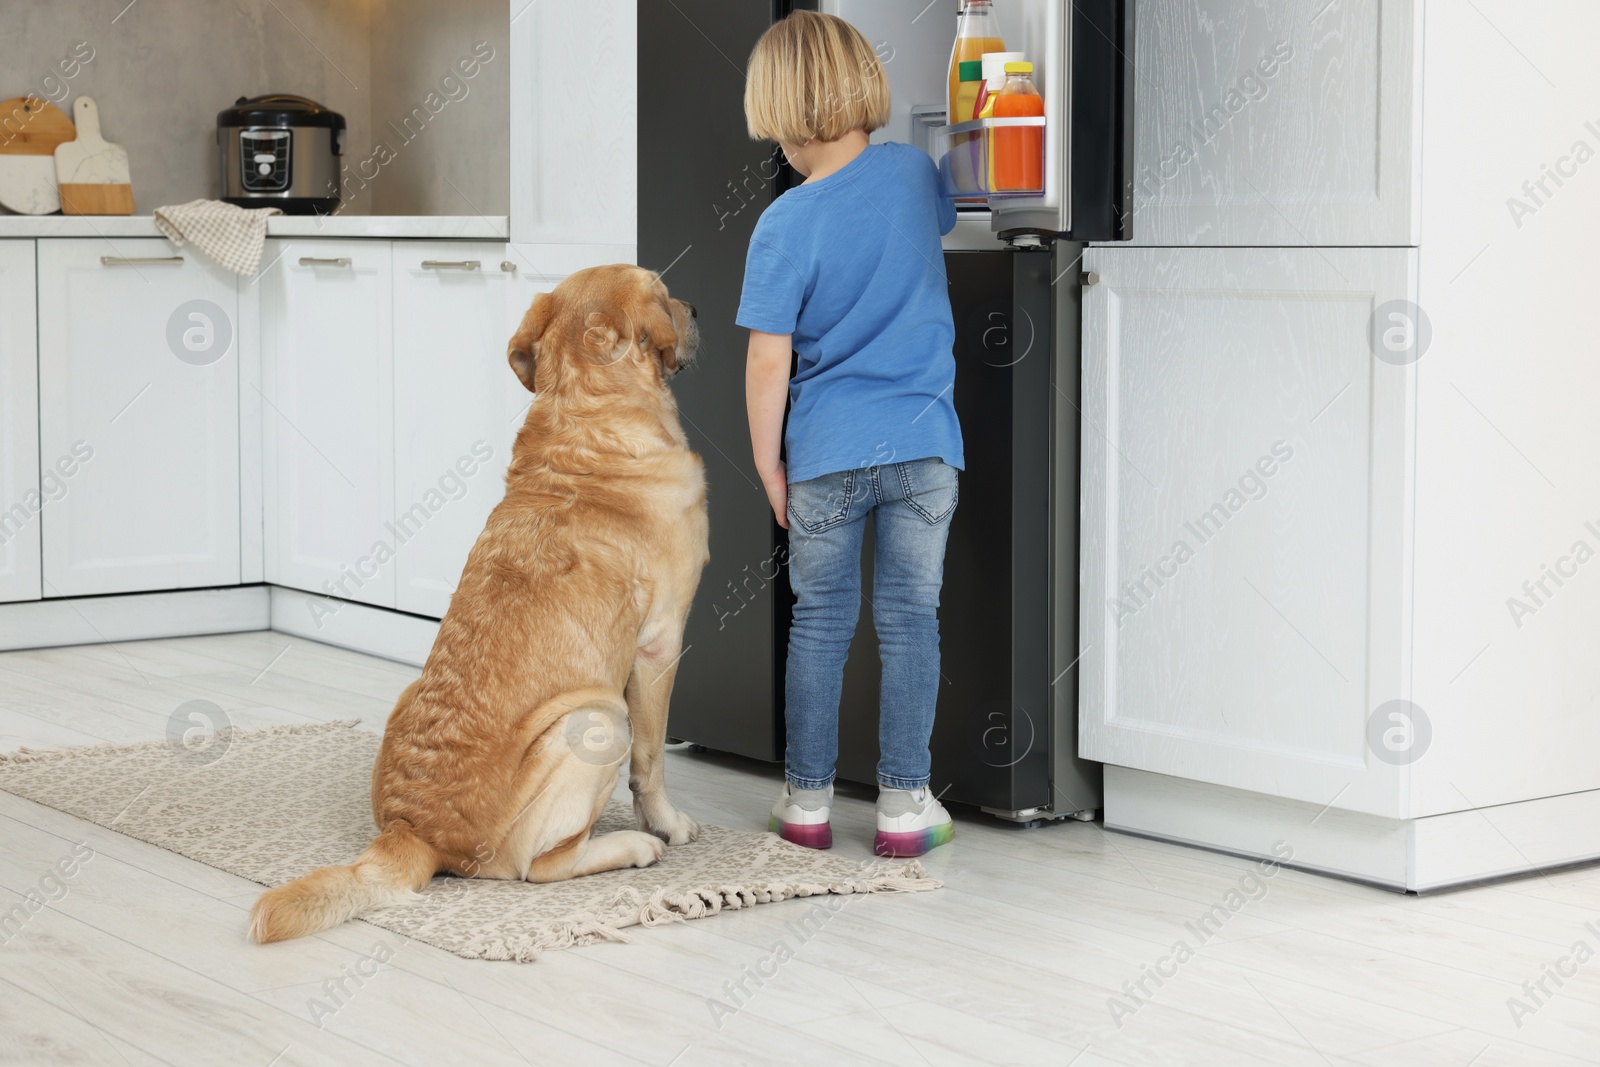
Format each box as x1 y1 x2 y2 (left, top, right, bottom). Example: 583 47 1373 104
897 459 958 525
788 469 857 534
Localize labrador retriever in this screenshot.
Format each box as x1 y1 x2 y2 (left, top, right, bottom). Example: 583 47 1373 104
250 264 708 943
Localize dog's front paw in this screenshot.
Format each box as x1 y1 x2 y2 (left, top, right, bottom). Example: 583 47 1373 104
621 830 667 868
658 808 701 846
637 799 700 845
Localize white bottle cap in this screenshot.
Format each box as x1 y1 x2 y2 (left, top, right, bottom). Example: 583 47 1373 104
981 51 1027 92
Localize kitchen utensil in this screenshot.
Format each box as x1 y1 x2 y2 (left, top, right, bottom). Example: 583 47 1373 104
217 94 344 214
54 96 134 215
0 97 74 215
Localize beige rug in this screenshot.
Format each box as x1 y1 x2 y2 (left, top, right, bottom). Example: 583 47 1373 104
0 720 938 962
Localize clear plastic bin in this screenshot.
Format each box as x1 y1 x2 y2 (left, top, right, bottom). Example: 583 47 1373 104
931 115 1047 202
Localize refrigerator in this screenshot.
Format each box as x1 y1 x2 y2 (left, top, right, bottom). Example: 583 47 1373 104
637 0 1133 823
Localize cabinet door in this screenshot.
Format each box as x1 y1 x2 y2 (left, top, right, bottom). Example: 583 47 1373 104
391 243 524 618
509 0 635 245
1079 246 1416 817
0 242 40 604
1126 0 1421 246
260 240 395 609
37 239 241 597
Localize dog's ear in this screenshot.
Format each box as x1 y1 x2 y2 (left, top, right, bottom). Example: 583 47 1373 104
507 292 554 393
637 289 680 374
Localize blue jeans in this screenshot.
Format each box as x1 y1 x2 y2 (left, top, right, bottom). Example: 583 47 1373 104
784 457 958 791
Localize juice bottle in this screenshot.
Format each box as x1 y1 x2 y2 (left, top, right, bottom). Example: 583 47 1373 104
992 61 1044 193
953 59 985 125
951 59 985 194
947 0 1005 123
974 51 1023 192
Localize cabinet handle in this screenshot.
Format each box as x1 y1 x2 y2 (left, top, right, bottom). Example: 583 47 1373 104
420 260 481 271
298 256 352 267
101 256 183 266
1080 271 1101 287
500 261 517 273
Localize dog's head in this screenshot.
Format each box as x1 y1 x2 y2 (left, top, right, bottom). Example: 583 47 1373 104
507 264 698 396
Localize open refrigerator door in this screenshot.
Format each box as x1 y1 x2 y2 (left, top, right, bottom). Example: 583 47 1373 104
822 0 1133 242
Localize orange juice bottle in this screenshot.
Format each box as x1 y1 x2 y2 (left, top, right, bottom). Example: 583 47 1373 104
992 61 1044 193
947 0 1005 123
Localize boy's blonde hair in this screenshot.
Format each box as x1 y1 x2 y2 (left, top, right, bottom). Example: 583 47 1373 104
744 11 890 145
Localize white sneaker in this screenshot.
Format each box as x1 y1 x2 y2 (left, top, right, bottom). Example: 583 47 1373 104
770 782 832 849
874 787 953 857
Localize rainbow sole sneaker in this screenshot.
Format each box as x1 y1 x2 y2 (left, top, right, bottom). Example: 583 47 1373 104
873 787 953 858
770 783 832 849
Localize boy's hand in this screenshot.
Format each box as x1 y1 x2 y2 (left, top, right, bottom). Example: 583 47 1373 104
761 462 789 529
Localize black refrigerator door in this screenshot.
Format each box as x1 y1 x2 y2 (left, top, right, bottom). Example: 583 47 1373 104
1063 0 1137 243
637 4 1092 818
637 0 795 761
807 248 1058 813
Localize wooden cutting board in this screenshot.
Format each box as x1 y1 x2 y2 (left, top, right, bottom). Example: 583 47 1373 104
0 97 74 215
54 96 133 215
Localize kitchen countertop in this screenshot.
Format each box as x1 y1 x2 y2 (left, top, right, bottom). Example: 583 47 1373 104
0 214 509 239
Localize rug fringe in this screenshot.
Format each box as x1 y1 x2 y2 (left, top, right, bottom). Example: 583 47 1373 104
470 912 636 963
0 718 365 765
453 860 942 963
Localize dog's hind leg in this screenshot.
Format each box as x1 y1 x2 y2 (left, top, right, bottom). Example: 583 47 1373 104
506 702 667 883
520 750 665 883
527 827 665 882
625 636 701 846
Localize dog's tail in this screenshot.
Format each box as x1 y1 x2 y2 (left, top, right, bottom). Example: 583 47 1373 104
248 823 437 944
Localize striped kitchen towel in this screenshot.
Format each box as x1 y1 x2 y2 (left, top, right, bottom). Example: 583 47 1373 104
154 198 281 275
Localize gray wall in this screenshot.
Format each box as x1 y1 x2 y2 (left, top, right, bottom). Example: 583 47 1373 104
369 0 509 217
0 0 507 217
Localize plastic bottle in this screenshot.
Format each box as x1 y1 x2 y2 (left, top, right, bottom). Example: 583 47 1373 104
992 61 1044 194
976 50 1025 118
954 59 985 124
951 59 985 195
947 0 1005 123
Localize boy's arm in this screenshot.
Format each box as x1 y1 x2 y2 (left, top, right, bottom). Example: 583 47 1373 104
746 329 792 530
937 187 957 235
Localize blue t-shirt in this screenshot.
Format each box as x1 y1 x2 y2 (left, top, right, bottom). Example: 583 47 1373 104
736 141 964 485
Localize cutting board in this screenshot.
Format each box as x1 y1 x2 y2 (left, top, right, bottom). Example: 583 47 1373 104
54 96 133 215
0 97 74 215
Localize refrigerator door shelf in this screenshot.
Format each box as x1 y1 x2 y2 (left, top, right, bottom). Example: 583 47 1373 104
912 105 992 222
929 116 1049 202
902 1 1134 242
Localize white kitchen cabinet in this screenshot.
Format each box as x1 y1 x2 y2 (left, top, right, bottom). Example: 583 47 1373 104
509 0 635 246
1079 245 1417 818
1407 0 1600 818
1126 0 1421 246
1081 2 1600 891
260 240 396 612
391 242 525 618
0 242 40 603
36 239 241 597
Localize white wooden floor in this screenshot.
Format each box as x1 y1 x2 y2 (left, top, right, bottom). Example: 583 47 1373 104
0 632 1597 1066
